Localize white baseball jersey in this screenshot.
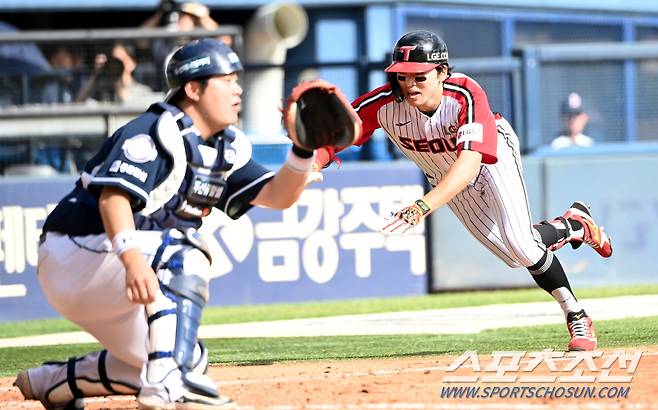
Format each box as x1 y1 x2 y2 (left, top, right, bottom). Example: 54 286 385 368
333 73 546 268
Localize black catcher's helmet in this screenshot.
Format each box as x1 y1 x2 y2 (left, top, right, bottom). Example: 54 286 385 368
164 38 243 101
385 30 449 73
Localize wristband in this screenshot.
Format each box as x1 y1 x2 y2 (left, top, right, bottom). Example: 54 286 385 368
414 199 432 215
285 147 316 173
291 144 315 159
112 229 138 256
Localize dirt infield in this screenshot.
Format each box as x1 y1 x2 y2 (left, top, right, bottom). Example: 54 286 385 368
2 348 657 409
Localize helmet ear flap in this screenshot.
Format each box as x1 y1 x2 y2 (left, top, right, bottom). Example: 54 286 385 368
388 73 404 103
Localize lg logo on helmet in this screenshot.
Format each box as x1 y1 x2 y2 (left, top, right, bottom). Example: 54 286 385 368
427 52 448 61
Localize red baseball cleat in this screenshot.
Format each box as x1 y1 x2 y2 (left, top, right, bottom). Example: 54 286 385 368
566 310 598 351
562 201 613 258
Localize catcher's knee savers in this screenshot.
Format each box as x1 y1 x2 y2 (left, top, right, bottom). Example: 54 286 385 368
146 228 218 397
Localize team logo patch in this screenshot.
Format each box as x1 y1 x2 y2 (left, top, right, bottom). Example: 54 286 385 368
122 134 158 163
174 56 211 75
109 160 149 182
399 45 417 61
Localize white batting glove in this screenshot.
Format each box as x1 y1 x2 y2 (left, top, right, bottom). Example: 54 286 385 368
306 163 324 185
381 199 432 235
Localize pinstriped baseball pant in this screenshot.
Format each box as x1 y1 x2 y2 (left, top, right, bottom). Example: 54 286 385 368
448 117 546 269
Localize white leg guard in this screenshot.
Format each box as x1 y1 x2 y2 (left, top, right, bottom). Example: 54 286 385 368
20 350 140 409
142 288 211 402
140 230 230 408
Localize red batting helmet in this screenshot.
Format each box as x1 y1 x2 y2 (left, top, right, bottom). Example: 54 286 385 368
385 30 449 73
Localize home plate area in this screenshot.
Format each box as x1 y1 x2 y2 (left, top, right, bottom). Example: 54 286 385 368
2 350 657 409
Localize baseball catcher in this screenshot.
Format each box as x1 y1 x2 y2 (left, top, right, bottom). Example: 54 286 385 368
13 39 351 410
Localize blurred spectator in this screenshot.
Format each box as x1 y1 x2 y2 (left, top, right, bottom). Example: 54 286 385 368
33 140 75 174
35 46 88 173
76 43 163 106
0 20 51 106
551 92 594 150
37 47 103 174
41 45 86 103
139 0 233 89
0 20 51 172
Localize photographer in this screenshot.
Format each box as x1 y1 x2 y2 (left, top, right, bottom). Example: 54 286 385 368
140 0 233 90
76 43 162 106
151 0 232 46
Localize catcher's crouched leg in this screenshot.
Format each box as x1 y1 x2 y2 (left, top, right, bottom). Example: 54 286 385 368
14 349 141 409
140 230 234 409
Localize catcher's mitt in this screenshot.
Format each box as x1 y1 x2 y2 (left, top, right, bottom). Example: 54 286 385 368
284 79 362 151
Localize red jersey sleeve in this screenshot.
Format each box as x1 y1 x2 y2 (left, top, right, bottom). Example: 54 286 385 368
352 84 394 146
315 84 395 168
443 75 498 164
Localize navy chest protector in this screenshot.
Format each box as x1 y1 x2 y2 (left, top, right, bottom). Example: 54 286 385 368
175 132 235 220
139 105 237 230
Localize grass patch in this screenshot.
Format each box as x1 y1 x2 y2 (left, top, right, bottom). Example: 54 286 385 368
0 320 81 339
0 343 100 379
202 284 658 325
1 284 657 339
1 315 656 378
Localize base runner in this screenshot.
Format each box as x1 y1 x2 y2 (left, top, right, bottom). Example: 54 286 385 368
314 30 613 352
